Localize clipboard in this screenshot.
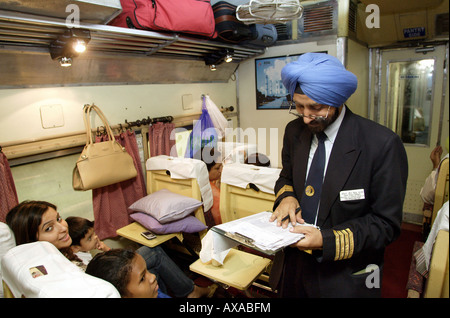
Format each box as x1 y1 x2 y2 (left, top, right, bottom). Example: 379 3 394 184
210 211 306 256
211 226 281 256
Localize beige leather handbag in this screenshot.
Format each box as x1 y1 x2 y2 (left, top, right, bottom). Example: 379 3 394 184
72 104 137 191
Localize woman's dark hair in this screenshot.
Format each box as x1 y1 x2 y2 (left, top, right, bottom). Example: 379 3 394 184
66 216 94 246
194 146 222 172
5 200 57 246
86 249 136 297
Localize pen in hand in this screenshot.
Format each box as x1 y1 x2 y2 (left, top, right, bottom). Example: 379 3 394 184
281 206 302 223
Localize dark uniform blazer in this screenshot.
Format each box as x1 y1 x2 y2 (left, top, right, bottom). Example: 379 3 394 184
272 106 408 297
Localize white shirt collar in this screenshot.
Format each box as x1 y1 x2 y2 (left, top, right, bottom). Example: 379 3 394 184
323 104 346 144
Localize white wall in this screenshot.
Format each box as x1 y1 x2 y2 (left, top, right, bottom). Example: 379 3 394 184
0 81 237 144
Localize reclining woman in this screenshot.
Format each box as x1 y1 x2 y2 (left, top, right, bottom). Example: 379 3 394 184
5 200 212 298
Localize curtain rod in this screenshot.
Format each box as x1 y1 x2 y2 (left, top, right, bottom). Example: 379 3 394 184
1 109 236 159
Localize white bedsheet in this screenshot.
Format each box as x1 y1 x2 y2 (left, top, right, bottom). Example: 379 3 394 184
0 222 16 298
220 163 281 194
1 241 119 298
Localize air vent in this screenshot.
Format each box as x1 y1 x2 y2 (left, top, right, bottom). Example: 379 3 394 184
348 0 357 34
435 13 449 36
271 0 337 44
298 0 337 37
274 23 292 41
303 3 334 33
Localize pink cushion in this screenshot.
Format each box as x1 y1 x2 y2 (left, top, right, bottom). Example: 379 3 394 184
128 189 202 224
130 212 207 234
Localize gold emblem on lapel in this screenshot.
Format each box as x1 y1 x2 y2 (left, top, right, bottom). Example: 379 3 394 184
305 185 315 196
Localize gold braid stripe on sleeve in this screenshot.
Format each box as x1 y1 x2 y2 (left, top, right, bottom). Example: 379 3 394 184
275 185 294 199
333 228 354 261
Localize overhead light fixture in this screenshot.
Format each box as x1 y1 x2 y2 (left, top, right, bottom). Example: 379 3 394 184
224 51 233 63
50 28 91 67
204 49 234 71
73 39 87 53
59 57 73 67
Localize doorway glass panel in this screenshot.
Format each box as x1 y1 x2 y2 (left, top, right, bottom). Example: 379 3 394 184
386 58 435 145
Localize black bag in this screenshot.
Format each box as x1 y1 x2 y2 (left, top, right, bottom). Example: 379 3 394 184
213 1 253 43
212 1 277 46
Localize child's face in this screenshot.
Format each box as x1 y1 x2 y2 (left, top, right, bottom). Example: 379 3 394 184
124 254 159 298
37 207 72 250
209 162 223 181
79 228 100 252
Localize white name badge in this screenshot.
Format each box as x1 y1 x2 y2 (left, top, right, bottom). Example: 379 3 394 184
340 189 365 201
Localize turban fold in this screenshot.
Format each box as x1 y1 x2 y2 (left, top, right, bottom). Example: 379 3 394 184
281 53 358 107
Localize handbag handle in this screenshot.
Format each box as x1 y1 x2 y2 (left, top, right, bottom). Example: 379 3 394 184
83 104 116 145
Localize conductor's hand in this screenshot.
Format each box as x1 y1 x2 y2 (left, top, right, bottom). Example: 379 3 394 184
289 225 323 250
270 196 301 228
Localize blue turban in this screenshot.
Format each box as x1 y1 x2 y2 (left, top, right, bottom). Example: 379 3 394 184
281 53 358 107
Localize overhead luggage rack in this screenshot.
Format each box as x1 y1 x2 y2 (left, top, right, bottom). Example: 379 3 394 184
0 9 265 87
0 10 264 63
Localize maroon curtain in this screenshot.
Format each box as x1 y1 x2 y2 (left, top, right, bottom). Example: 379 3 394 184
0 151 19 222
92 131 146 240
149 122 176 157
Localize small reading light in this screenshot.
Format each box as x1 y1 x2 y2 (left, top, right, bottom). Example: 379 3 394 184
204 49 234 71
59 57 73 67
73 39 87 53
224 51 233 63
50 29 90 67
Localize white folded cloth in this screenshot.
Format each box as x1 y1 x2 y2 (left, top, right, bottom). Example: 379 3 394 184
1 241 120 298
220 163 281 194
199 230 238 265
414 201 449 276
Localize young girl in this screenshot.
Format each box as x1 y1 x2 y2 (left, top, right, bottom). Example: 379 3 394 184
86 249 170 298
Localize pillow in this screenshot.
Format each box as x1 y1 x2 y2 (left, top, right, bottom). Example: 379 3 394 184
1 222 16 298
128 189 202 224
130 212 207 234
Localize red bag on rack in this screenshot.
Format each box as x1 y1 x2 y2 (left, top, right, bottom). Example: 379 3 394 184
110 0 217 38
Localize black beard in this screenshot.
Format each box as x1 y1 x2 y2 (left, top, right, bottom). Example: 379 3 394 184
306 108 340 134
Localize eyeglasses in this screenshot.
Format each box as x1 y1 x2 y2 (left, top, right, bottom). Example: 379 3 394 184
288 102 331 122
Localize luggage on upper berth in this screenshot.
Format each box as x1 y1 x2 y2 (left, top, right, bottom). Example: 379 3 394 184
212 1 277 46
213 1 254 43
109 0 217 38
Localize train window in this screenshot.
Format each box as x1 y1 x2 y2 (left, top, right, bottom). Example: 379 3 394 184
386 58 435 145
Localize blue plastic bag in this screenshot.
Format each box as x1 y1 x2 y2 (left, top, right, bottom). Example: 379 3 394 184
185 96 218 158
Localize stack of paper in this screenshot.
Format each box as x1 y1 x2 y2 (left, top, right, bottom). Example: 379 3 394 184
214 211 306 253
